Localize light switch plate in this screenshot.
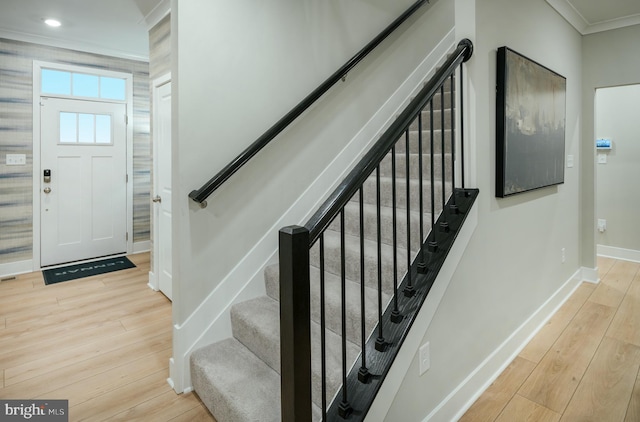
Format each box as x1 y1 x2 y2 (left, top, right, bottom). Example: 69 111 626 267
598 154 607 164
567 155 574 168
6 154 26 165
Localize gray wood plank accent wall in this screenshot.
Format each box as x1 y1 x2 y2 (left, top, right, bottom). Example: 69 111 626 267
0 38 151 266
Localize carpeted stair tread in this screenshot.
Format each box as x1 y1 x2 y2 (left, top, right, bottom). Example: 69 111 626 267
264 264 391 343
329 201 429 250
378 152 453 180
231 295 360 407
408 107 453 131
393 129 453 154
360 175 452 212
310 229 412 295
190 337 321 422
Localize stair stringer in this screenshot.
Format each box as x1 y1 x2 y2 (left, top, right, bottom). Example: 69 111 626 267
169 30 458 393
365 197 478 421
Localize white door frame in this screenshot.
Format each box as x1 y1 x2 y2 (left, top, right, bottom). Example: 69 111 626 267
32 60 134 270
149 72 172 292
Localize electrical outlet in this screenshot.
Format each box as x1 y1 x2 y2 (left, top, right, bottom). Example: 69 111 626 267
561 248 566 264
419 342 430 375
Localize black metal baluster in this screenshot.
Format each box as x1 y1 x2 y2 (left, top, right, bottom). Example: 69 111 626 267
375 166 386 352
319 234 327 420
338 209 352 418
449 74 458 214
428 99 437 253
439 85 449 233
358 188 371 383
404 130 415 297
390 146 402 323
460 63 466 191
417 112 427 274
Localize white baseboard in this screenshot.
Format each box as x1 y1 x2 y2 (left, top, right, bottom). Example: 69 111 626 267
169 30 458 395
0 259 34 279
427 267 584 422
133 240 151 254
148 271 159 291
581 266 599 284
597 244 640 263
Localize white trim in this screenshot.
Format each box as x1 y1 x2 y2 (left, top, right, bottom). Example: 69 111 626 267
423 268 585 422
141 0 171 30
581 266 599 284
32 60 135 271
598 244 640 263
133 240 151 254
545 0 640 35
148 271 159 291
0 29 149 62
168 30 458 393
0 260 34 279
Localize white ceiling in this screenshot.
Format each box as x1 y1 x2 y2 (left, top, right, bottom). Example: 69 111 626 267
546 0 640 34
0 0 637 62
0 0 169 61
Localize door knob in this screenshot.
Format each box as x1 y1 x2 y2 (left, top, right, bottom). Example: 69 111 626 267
43 187 51 194
152 195 162 203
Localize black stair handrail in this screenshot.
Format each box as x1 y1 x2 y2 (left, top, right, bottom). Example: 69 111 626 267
279 38 474 421
304 38 473 244
189 0 433 207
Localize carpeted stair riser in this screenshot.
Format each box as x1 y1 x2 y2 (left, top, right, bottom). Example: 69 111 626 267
378 152 453 180
360 176 453 213
408 108 453 131
190 338 323 422
264 264 391 345
328 201 429 252
393 129 453 154
309 230 412 295
230 296 360 408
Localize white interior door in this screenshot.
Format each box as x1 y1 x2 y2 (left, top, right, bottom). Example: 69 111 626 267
154 80 173 300
40 97 127 267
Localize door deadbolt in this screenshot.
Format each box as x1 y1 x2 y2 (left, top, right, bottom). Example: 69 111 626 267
44 169 51 183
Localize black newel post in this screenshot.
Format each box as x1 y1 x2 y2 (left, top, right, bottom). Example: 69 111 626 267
279 226 312 422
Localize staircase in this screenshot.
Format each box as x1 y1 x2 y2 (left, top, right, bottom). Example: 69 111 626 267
190 56 477 419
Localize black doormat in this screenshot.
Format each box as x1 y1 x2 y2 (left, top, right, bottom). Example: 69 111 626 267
43 256 136 285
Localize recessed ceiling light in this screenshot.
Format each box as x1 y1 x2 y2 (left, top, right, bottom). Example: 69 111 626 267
44 19 62 28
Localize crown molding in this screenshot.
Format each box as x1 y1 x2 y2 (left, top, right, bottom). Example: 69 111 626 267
0 29 149 62
546 0 640 35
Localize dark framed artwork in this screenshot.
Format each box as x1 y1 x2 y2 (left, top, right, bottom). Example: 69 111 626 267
496 47 566 197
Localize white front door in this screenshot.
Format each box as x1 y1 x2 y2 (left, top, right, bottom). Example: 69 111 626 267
154 80 173 300
40 97 127 267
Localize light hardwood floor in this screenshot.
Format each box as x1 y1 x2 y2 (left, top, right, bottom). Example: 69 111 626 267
5 255 638 422
461 256 640 422
0 253 216 422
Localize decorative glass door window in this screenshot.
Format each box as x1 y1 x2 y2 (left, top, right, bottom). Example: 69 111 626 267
42 69 126 101
59 112 112 144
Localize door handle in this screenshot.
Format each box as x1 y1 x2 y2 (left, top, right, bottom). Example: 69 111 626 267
152 195 162 203
43 187 51 194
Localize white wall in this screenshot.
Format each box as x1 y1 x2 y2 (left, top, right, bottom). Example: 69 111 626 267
171 0 457 390
595 84 640 255
581 25 640 266
384 0 583 419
